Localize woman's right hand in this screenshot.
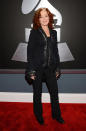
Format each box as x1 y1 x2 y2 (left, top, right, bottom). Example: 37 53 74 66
30 74 36 80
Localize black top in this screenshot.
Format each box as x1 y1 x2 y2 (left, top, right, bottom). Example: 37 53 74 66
27 28 60 73
42 36 51 68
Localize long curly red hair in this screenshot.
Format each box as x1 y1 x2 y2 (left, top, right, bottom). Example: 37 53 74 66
32 8 54 29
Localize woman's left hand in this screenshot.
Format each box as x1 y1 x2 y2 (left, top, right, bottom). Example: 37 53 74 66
56 72 59 78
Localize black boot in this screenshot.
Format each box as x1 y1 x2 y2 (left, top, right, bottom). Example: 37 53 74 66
35 115 44 125
52 116 65 124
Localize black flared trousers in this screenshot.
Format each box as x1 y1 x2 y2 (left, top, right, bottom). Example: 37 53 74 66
32 66 61 119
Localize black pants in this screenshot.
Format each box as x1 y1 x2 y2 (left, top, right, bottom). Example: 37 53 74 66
32 66 61 119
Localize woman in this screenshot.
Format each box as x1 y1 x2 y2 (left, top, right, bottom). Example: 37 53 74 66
25 8 64 125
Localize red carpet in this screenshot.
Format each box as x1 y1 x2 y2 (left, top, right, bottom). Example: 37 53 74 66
0 102 86 131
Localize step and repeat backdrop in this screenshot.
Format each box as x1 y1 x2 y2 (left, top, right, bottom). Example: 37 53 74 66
1 0 86 70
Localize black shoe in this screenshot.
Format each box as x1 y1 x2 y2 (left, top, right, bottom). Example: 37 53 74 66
36 116 44 125
53 116 65 124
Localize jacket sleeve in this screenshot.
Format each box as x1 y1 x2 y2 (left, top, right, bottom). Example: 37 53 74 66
26 29 36 76
54 30 61 76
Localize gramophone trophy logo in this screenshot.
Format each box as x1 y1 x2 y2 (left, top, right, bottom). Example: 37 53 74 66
12 0 74 62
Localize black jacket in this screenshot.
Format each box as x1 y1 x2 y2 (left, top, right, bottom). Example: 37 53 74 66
25 27 61 84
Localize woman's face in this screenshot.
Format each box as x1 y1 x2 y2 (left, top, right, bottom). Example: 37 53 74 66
39 9 49 27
